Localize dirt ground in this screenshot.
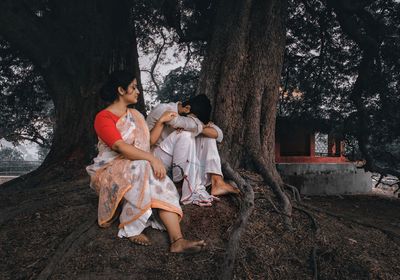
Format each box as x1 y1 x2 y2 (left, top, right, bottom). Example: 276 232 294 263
1 172 399 280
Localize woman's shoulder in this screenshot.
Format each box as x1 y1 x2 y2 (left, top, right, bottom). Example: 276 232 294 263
128 108 145 120
94 109 121 128
96 109 120 120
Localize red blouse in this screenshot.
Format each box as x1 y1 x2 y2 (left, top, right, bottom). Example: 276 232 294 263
94 110 123 148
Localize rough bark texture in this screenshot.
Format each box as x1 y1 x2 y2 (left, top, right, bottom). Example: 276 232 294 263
199 0 284 169
0 0 145 185
198 0 292 223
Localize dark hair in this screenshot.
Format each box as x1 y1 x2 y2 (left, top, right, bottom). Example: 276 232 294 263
182 94 212 123
99 70 136 102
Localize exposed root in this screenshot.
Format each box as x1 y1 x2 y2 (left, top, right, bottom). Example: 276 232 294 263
251 155 293 229
0 184 89 226
220 159 255 280
294 204 320 279
284 184 301 202
264 195 291 218
37 218 98 280
1 163 85 193
293 205 319 233
266 196 283 215
310 246 319 280
300 203 400 240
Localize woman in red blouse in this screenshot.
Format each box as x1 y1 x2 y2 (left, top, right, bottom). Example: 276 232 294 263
86 70 205 253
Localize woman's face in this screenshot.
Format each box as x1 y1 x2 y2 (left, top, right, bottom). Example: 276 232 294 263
120 79 140 104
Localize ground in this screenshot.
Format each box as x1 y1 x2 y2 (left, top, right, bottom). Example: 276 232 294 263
0 171 399 280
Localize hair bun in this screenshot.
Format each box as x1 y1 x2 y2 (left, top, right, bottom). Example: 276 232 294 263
98 70 136 103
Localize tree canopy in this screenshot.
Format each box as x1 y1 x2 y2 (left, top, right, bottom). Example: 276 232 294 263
0 1 399 279
0 37 53 149
282 0 400 178
0 0 398 179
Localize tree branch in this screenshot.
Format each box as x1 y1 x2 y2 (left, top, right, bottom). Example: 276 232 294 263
149 29 168 92
0 0 52 67
329 0 400 180
158 0 210 43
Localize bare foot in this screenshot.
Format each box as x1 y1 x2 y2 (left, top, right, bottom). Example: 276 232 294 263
170 238 206 254
211 179 240 196
128 233 152 246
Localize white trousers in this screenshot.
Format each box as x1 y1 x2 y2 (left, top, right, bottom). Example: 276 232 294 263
153 131 223 204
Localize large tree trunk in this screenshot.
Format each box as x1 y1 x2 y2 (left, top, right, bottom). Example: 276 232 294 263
198 0 292 221
0 0 145 186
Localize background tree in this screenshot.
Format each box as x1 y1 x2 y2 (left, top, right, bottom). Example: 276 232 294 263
1 1 399 278
282 0 400 182
0 147 24 161
1 0 398 213
157 66 199 103
150 0 292 226
0 0 146 185
0 37 53 149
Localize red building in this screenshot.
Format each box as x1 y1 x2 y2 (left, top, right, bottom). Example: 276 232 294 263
275 117 347 164
274 117 371 195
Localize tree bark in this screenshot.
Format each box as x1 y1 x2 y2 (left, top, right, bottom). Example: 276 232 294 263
198 0 291 221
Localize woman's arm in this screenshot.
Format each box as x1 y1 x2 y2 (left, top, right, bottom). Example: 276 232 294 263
112 140 166 180
150 120 166 146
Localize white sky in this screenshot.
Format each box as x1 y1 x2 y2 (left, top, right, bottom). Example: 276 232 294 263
138 43 188 105
0 139 39 161
1 44 188 161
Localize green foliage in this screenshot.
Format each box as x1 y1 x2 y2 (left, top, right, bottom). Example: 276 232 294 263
281 0 358 119
0 0 399 176
0 37 53 148
0 147 24 161
282 0 400 174
157 67 199 103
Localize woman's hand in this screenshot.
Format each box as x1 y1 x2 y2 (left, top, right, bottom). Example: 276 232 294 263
159 111 177 124
150 157 167 180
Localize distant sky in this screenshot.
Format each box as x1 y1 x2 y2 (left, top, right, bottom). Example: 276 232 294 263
1 43 188 161
138 40 193 107
0 139 39 161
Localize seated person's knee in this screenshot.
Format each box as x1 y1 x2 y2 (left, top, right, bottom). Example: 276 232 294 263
174 130 193 141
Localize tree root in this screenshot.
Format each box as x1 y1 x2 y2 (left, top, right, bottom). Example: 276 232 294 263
263 195 291 218
0 185 90 226
310 246 319 280
299 203 400 242
1 163 84 193
293 205 319 233
220 159 255 280
284 184 301 202
36 217 98 280
293 204 320 279
250 155 293 229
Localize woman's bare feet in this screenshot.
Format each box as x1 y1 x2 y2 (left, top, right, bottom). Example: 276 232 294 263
211 176 240 196
128 233 152 246
170 237 206 253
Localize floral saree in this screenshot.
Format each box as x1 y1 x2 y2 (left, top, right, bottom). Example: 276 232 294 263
86 109 182 237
